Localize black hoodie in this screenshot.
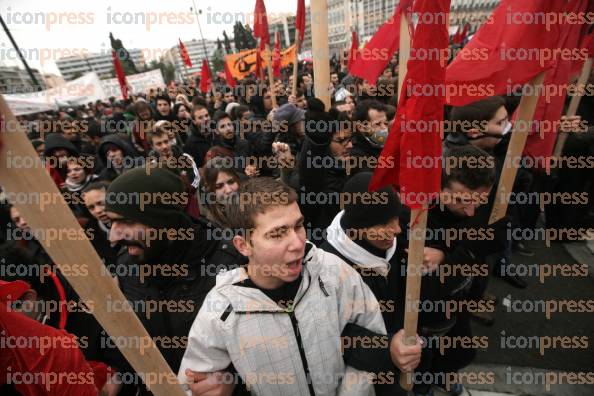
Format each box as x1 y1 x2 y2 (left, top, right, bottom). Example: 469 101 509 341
43 133 79 158
97 134 141 181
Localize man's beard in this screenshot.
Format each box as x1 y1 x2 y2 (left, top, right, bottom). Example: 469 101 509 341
120 237 171 265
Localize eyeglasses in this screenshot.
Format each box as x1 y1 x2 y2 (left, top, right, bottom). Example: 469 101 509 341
331 136 352 145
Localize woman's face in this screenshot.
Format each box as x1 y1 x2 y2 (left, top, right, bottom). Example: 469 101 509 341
177 105 190 120
214 172 239 202
67 162 86 183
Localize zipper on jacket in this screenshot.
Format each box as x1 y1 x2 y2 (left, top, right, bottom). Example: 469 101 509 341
318 277 329 297
287 310 316 396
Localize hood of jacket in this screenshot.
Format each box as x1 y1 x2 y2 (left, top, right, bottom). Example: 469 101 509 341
98 133 138 165
325 211 395 277
43 133 79 157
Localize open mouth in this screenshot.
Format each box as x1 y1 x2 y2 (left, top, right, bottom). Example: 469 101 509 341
285 258 303 277
120 241 145 256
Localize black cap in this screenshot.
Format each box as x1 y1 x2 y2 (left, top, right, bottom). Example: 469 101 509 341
341 172 402 229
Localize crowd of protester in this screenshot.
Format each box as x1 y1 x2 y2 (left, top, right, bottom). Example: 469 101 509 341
1 55 593 396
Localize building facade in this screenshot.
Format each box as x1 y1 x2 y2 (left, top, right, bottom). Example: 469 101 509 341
56 49 146 81
0 66 47 94
301 0 500 55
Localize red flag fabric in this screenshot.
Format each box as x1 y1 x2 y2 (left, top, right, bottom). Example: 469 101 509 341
588 32 594 57
178 39 193 68
523 0 590 167
255 49 263 80
296 0 305 42
570 28 594 75
460 23 470 43
452 25 462 44
347 31 359 72
370 0 450 208
111 50 129 100
349 0 414 85
224 61 237 88
199 59 212 94
273 31 282 77
253 0 270 47
445 0 566 107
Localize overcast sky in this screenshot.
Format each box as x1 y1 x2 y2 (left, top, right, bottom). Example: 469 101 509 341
0 0 300 75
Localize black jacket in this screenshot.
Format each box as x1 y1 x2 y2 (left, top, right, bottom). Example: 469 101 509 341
184 124 213 168
319 235 406 396
395 204 506 334
111 220 246 384
97 134 140 181
298 136 348 243
350 132 383 173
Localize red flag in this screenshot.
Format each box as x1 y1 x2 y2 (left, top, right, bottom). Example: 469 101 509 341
349 0 414 85
178 39 192 67
199 59 212 94
296 0 306 42
370 0 450 208
523 0 590 167
452 25 462 44
111 50 129 100
224 60 236 88
570 28 594 75
587 32 594 57
460 23 470 43
273 31 282 77
445 0 566 107
347 31 359 72
253 0 270 48
255 49 263 80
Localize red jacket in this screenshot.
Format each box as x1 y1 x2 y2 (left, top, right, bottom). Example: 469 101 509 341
0 280 109 396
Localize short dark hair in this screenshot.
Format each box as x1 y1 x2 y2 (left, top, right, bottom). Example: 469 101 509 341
442 145 496 190
213 111 231 126
224 178 298 236
191 104 209 118
353 100 387 124
82 180 111 195
155 95 170 105
229 105 250 121
449 96 506 133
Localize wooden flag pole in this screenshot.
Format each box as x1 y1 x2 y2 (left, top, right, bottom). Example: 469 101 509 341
264 43 278 108
292 29 301 97
399 207 428 391
488 71 546 224
552 57 593 157
396 8 415 391
397 12 411 98
310 0 331 109
0 96 186 396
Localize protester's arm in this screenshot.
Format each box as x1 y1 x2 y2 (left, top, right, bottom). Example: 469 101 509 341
177 295 232 395
331 261 387 394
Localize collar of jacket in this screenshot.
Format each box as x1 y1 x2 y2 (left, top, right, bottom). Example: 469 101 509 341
325 211 395 277
215 242 316 313
353 131 383 153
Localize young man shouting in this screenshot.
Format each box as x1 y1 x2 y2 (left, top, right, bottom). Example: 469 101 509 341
179 177 386 396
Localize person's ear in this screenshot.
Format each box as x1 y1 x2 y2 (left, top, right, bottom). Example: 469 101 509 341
233 235 251 257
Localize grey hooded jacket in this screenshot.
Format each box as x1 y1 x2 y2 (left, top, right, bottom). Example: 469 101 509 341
178 242 386 396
